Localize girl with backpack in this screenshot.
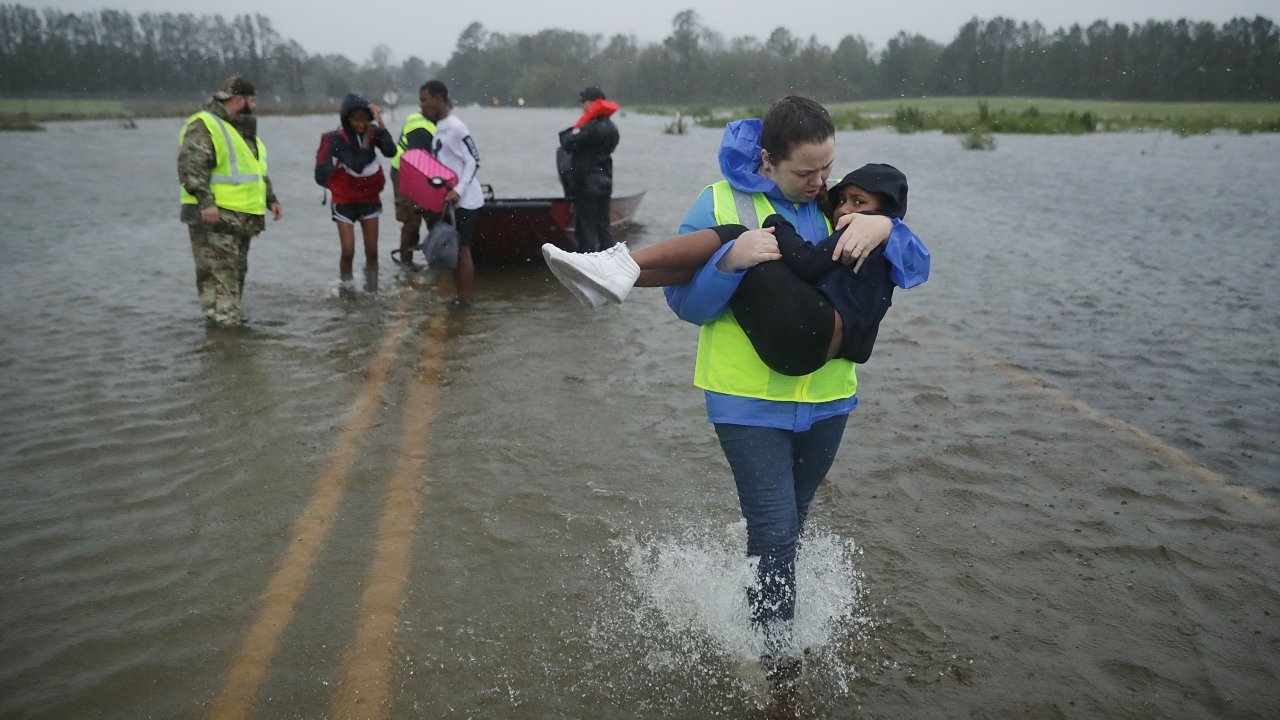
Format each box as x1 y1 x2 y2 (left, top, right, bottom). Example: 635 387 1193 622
315 93 396 293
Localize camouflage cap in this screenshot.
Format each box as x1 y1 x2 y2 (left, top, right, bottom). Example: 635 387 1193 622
213 75 256 100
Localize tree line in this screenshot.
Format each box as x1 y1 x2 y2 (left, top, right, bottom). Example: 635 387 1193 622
1 5 1276 106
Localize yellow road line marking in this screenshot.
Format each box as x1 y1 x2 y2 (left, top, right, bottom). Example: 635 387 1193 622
902 310 1278 517
208 309 414 720
333 310 449 719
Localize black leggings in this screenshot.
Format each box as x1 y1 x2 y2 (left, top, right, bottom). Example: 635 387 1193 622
711 225 835 377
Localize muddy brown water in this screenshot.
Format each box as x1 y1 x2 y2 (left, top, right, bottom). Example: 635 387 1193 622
1 109 1277 719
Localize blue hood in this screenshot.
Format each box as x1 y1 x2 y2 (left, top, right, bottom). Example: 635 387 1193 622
717 119 781 197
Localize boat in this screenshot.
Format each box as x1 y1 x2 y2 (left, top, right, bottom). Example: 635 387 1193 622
469 185 645 265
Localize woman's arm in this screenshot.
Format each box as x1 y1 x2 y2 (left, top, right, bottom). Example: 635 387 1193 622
663 243 744 324
665 186 743 324
829 213 893 270
663 221 783 322
815 212 930 287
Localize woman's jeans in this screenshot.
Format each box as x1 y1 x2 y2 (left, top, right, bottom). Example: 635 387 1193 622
714 414 849 635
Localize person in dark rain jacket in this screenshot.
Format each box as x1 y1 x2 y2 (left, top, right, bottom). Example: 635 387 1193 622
559 86 620 253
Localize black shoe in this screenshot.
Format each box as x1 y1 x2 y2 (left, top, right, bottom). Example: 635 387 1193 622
763 655 802 720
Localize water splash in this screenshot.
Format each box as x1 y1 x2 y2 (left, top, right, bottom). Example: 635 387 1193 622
576 519 879 714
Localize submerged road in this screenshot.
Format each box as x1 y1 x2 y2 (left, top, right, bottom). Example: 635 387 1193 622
206 294 449 720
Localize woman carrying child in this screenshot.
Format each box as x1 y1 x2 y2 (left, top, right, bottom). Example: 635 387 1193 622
544 162 929 374
546 96 930 711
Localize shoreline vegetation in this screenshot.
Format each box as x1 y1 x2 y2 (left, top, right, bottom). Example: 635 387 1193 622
3 6 1275 136
0 98 337 131
3 97 1279 137
652 97 1280 137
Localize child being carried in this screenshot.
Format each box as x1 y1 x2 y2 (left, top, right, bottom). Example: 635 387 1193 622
543 163 931 375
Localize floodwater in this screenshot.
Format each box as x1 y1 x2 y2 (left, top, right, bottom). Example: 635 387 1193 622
1 108 1277 719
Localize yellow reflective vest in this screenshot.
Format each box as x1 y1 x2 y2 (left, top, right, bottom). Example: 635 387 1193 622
178 111 268 215
692 180 858 402
390 112 438 170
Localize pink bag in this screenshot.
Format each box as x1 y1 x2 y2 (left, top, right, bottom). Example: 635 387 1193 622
398 149 458 213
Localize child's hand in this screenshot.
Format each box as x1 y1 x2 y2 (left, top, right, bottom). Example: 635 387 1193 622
717 227 781 273
833 213 892 272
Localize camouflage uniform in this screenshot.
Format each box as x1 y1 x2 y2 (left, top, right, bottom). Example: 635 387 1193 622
178 95 278 326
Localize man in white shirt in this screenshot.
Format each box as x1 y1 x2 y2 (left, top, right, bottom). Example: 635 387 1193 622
421 80 483 306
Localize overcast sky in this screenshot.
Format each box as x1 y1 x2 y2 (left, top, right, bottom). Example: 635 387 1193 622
50 1 1280 65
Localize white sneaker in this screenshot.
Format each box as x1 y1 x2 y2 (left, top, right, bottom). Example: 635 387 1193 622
541 244 607 307
541 243 640 307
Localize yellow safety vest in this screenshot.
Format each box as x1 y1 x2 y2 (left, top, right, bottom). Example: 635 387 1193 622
692 180 858 402
178 111 268 215
390 112 438 170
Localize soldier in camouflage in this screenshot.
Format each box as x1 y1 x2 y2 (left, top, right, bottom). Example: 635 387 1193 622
178 75 283 326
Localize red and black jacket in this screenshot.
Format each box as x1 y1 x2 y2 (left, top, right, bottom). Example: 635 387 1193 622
314 92 396 205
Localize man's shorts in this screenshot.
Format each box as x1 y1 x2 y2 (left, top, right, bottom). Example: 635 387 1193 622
331 202 382 224
453 206 478 247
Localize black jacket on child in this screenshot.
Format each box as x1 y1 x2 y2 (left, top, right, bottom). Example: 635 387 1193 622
766 216 895 365
728 163 910 372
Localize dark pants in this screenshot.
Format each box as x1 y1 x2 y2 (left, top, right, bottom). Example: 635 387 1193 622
731 260 835 376
572 193 613 253
714 414 849 640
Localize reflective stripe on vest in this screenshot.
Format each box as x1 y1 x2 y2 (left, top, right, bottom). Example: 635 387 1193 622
692 180 857 403
178 111 268 215
390 112 438 170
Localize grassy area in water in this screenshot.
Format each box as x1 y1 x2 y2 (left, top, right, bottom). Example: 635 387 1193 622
827 96 1280 120
6 96 1280 135
0 97 336 131
0 98 132 130
659 97 1280 136
0 97 131 117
